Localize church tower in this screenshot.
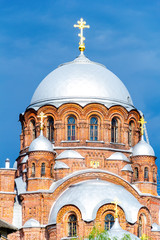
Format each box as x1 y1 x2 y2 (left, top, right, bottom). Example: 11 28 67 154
1 19 160 240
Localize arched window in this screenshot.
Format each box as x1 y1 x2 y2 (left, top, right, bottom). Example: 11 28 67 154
31 163 35 177
90 117 98 141
68 214 77 237
50 164 53 177
67 116 76 141
47 117 54 142
41 163 45 177
135 167 139 181
104 214 114 230
30 120 36 140
111 118 118 143
153 169 156 182
144 167 149 181
128 121 135 146
138 216 142 237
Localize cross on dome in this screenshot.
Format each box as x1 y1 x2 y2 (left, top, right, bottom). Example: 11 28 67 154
74 18 90 52
138 116 147 136
112 198 121 218
37 111 46 130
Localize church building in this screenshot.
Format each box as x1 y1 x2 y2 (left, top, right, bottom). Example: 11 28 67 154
1 19 160 240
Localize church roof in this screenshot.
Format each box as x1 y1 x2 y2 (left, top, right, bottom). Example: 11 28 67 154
28 53 134 110
0 218 18 233
48 179 142 225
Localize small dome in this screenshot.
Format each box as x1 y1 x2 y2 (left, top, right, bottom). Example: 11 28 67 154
28 54 134 110
54 161 70 169
108 218 140 239
132 137 155 157
29 131 53 153
121 164 133 172
23 218 40 228
107 152 130 162
56 150 84 160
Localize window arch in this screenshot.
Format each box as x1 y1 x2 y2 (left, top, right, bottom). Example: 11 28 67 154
41 163 45 177
31 163 35 177
134 167 139 181
90 117 98 141
68 214 77 237
144 167 149 181
67 116 76 141
47 117 54 142
104 214 114 230
30 119 36 140
111 117 118 143
128 121 135 146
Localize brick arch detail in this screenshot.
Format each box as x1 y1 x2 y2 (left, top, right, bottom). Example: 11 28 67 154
108 105 128 121
58 103 83 119
83 103 108 117
137 207 152 237
95 203 126 229
57 205 82 224
138 207 151 226
56 205 82 238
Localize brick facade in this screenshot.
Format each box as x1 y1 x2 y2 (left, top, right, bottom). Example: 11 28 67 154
1 61 160 240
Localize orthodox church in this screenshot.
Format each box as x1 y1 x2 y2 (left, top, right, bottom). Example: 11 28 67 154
1 19 160 240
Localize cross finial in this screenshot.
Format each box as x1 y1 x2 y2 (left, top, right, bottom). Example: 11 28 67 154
138 116 147 136
112 198 120 218
74 18 90 52
37 112 46 130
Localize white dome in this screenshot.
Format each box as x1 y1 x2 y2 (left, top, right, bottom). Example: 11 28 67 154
54 161 70 169
28 53 134 110
56 150 84 160
107 152 130 162
23 218 40 228
29 131 53 153
108 218 140 239
121 164 133 172
132 137 155 157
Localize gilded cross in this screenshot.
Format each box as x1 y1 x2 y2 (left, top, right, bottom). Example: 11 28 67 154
37 112 46 130
138 116 147 136
74 18 90 52
112 199 120 218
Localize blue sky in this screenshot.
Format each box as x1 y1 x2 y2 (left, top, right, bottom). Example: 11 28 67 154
0 0 160 175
